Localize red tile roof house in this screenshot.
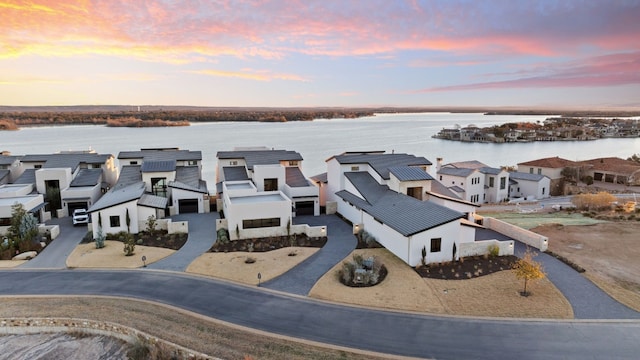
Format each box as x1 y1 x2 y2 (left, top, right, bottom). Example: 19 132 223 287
517 156 578 196
577 157 640 186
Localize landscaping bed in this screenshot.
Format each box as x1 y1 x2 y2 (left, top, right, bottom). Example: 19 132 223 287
415 255 519 280
83 231 188 251
210 235 327 253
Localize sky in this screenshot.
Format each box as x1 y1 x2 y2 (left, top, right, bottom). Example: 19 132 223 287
1 0 639 108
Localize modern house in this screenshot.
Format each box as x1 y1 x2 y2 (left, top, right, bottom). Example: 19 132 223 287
517 156 577 196
324 151 482 266
0 183 46 234
216 147 320 240
0 153 21 185
435 159 510 204
6 150 118 218
87 148 208 238
508 172 551 200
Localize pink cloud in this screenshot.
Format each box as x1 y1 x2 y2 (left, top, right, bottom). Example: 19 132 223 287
416 52 640 92
188 68 308 82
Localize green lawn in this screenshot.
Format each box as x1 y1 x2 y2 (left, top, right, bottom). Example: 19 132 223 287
479 212 608 229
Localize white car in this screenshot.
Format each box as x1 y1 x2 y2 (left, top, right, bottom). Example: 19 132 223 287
72 209 89 226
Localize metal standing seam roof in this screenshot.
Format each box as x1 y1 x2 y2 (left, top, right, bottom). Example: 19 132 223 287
70 168 103 187
310 172 328 183
332 153 432 180
173 166 207 190
0 169 9 182
479 167 503 175
141 160 176 172
138 193 168 209
448 185 465 193
0 155 18 166
118 149 202 162
223 166 250 181
12 169 36 185
216 150 303 170
338 172 463 236
285 167 311 187
19 153 112 172
114 165 142 189
88 182 146 212
508 171 547 181
437 167 476 177
445 160 488 169
388 166 434 181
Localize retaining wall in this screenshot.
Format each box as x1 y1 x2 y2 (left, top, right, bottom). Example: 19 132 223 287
482 217 548 251
459 239 514 258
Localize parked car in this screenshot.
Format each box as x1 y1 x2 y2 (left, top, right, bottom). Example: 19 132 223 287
72 209 89 226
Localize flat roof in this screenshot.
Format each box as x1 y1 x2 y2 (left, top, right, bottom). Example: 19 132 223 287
230 193 287 204
226 183 254 190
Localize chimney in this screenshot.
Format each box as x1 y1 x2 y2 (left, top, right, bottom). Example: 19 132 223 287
436 157 443 172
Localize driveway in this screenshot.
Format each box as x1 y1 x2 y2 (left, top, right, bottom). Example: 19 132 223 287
146 212 218 272
1 269 639 360
19 217 88 269
262 214 357 295
476 228 640 319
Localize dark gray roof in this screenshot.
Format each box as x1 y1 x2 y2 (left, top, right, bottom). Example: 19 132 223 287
509 179 518 185
70 168 102 187
389 166 434 181
449 185 465 193
438 167 475 177
310 172 328 183
0 169 9 182
13 169 36 185
168 166 207 193
223 166 249 181
509 172 547 181
118 149 202 162
88 182 145 212
217 149 303 170
0 155 18 166
138 194 168 209
114 165 142 189
141 160 176 172
429 180 463 200
445 160 487 169
338 172 463 236
285 167 311 187
479 167 502 175
19 153 111 172
331 153 432 180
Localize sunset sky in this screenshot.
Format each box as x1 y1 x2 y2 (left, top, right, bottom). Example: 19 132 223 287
1 0 639 108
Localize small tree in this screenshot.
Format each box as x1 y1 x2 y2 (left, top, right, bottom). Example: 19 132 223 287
8 203 39 252
95 227 105 249
145 215 157 235
421 245 427 267
125 208 131 233
123 233 135 256
513 249 546 296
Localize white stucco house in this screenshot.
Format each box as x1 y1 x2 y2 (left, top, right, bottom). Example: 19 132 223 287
324 151 480 266
88 148 208 238
436 159 510 204
216 147 320 240
7 150 118 218
508 172 551 200
517 156 576 196
0 183 46 235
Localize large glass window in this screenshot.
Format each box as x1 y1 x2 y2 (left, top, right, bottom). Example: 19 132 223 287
264 178 278 191
243 218 281 229
500 177 506 190
151 177 167 197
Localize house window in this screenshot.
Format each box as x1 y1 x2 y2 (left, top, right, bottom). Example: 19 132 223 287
461 182 464 186
517 187 520 192
34 164 42 169
537 168 542 175
483 194 486 201
529 168 534 174
130 161 138 165
430 238 442 253
264 178 278 191
542 187 546 195
151 177 167 197
243 217 281 229
188 160 197 166
289 161 298 166
439 175 442 181
110 215 120 227
489 177 494 188
230 160 238 166
350 166 360 171
500 177 506 190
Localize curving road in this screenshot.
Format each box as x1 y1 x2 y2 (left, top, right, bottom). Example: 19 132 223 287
1 269 638 360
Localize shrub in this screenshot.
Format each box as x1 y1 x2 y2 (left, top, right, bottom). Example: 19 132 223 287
488 244 500 257
94 228 105 249
338 254 385 286
217 228 229 244
245 257 256 264
145 215 158 235
123 234 135 256
571 192 617 211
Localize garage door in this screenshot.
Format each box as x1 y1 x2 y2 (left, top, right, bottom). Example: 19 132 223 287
178 199 199 214
68 202 88 214
295 201 315 216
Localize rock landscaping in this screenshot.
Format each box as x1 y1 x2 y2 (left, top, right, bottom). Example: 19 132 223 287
415 255 519 280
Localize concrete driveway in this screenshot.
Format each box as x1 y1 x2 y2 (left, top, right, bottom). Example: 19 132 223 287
19 217 88 269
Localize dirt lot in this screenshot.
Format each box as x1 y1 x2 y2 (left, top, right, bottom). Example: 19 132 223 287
532 221 640 311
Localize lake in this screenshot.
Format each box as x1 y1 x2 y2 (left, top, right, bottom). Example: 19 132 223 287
1 112 639 190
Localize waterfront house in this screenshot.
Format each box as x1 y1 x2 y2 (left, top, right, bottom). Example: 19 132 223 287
508 172 551 200
517 156 578 196
577 157 640 186
216 147 320 240
0 184 46 235
436 159 510 204
324 151 480 266
7 150 117 219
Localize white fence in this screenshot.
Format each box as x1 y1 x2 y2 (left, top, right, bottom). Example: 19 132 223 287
459 239 514 258
481 217 548 251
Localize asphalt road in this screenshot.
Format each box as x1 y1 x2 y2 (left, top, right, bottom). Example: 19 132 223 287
1 269 638 360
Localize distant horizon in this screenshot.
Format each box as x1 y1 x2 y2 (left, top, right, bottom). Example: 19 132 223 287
1 1 639 108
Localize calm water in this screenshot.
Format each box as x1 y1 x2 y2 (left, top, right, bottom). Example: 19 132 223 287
1 112 639 190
